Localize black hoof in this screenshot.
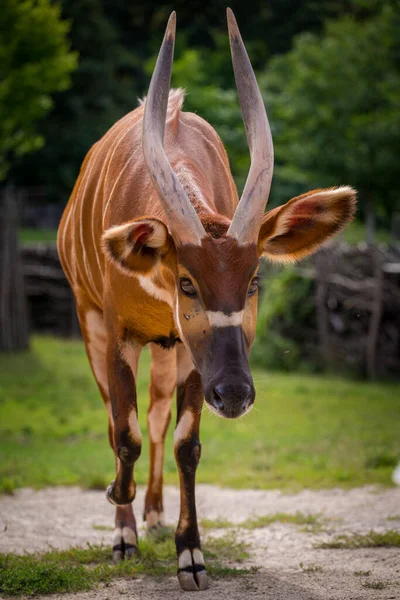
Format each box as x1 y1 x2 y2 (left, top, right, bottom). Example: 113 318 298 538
177 548 208 591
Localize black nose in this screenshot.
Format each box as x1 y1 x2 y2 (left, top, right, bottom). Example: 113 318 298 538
211 383 253 418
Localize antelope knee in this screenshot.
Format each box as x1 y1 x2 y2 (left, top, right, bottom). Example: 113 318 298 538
115 428 142 465
175 437 201 474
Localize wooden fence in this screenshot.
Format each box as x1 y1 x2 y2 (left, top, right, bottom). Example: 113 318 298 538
20 242 400 378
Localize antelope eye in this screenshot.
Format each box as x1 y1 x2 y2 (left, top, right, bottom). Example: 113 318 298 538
180 277 196 297
248 277 259 297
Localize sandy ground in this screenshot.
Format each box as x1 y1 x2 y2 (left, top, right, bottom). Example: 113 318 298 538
1 485 400 599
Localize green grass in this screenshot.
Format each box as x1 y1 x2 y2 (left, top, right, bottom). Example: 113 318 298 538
316 530 400 549
242 512 324 532
0 336 399 492
201 518 236 529
362 581 388 590
0 533 251 596
19 228 57 244
201 512 325 533
354 570 371 576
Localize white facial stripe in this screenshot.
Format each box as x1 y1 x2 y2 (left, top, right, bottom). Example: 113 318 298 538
206 310 244 327
137 274 174 308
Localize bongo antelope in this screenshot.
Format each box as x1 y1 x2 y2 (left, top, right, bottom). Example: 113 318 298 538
57 9 356 591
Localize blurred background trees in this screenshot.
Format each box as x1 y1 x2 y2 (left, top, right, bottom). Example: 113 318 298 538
0 0 76 351
261 1 400 240
0 0 77 180
7 0 399 237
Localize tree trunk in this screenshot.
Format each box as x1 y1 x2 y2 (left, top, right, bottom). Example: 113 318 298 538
0 185 30 352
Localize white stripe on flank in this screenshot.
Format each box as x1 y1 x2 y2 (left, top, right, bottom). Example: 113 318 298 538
94 118 141 287
206 310 243 327
102 118 142 226
75 147 99 299
61 205 73 283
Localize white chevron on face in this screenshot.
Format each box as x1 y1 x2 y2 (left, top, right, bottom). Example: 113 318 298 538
206 310 244 327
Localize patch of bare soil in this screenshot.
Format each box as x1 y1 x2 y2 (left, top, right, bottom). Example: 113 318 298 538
1 485 400 599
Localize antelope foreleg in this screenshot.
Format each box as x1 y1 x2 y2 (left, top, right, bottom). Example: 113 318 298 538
174 366 208 592
106 339 142 508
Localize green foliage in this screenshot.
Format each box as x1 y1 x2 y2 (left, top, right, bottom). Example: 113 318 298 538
13 0 140 198
261 2 400 217
0 336 399 492
10 0 385 205
0 534 251 596
252 267 316 371
0 0 77 179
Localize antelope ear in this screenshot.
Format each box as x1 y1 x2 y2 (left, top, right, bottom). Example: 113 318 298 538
258 186 356 262
102 217 172 273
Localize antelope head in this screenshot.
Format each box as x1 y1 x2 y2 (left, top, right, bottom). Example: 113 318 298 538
104 10 356 419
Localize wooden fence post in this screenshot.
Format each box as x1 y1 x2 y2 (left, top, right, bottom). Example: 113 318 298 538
366 248 383 379
0 185 30 352
315 252 330 367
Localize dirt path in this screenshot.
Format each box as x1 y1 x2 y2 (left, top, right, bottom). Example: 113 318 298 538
1 485 399 599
